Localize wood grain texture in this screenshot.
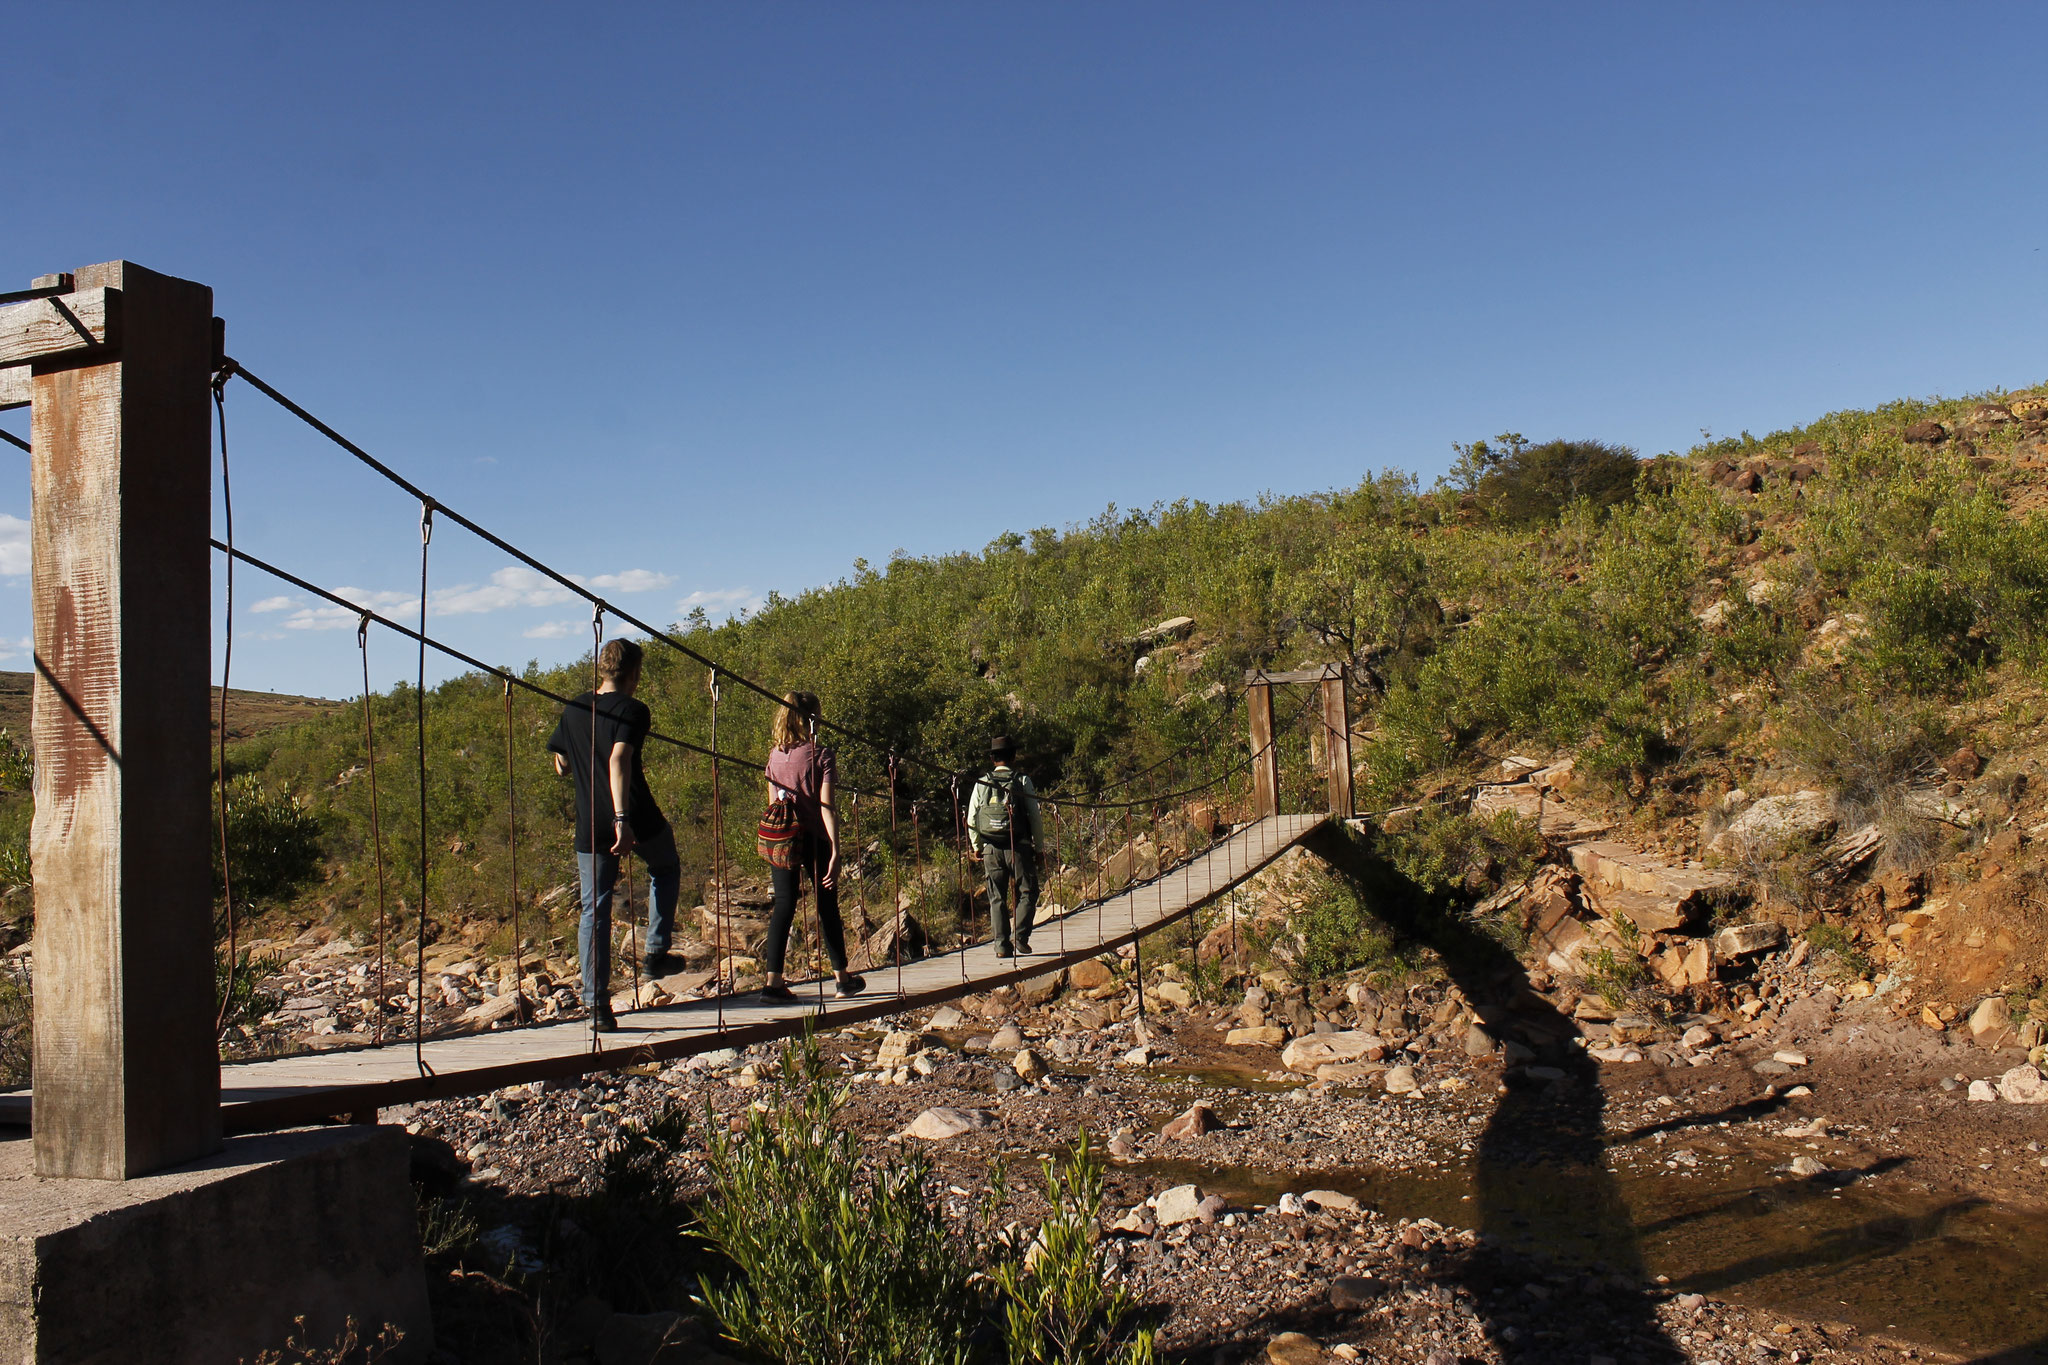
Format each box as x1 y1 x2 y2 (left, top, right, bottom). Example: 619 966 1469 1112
0 367 27 411
0 287 116 367
1248 681 1278 819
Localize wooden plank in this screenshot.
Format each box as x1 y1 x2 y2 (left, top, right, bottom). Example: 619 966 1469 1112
28 263 216 1180
0 287 117 368
1248 682 1278 818
1322 672 1352 817
1245 665 1342 685
0 367 27 412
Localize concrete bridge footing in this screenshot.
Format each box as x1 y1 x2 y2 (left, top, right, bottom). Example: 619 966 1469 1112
0 1125 432 1364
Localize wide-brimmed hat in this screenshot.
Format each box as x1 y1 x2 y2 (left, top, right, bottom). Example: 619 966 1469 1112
989 735 1017 757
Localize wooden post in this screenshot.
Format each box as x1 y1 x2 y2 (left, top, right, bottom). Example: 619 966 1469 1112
1247 677 1278 819
24 262 221 1178
1321 667 1353 818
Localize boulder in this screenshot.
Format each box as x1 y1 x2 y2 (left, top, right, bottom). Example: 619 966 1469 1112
991 1022 1025 1051
1713 791 1836 854
1160 1103 1225 1140
1970 996 2017 1049
1328 1277 1381 1310
1303 1189 1360 1214
1016 967 1066 1006
1226 1026 1288 1047
1012 1049 1048 1083
1903 420 1948 444
864 912 928 966
1970 1079 1999 1102
1463 1023 1499 1058
1713 922 1786 960
1998 1064 2048 1104
1154 1184 1205 1227
927 1005 965 1029
875 1031 925 1067
899 1106 991 1141
1265 1333 1325 1365
1315 1061 1388 1083
1068 959 1116 993
1152 980 1193 1010
1383 1065 1418 1095
1279 1030 1386 1074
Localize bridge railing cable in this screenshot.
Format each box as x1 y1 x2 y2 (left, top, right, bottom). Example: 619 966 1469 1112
222 362 955 782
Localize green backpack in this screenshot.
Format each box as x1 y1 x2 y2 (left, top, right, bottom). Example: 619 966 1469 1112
973 772 1025 842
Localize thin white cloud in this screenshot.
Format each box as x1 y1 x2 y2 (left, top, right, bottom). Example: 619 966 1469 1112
431 566 575 616
0 635 31 662
284 587 418 631
676 587 757 615
250 595 295 614
522 620 581 640
584 568 674 594
0 515 28 577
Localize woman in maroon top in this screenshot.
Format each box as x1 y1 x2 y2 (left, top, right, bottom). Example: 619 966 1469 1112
759 691 864 1000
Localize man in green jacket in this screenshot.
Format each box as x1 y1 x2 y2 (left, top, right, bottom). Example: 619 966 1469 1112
967 735 1044 958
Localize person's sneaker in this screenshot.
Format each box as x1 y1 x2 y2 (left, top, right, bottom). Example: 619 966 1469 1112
758 983 798 1003
995 944 1017 959
1016 940 1035 955
834 974 867 999
642 951 679 978
593 1007 621 1034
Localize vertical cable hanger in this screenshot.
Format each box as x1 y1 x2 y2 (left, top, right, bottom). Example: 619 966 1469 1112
360 615 390 1045
887 756 904 1000
413 499 437 1078
587 603 603 1052
211 364 238 1039
707 670 725 1030
502 679 527 1022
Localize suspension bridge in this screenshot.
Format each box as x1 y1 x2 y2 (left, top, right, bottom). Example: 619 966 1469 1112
0 261 1356 1169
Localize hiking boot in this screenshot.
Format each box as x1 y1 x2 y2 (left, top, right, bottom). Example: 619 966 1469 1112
758 983 798 1003
593 1007 621 1034
995 943 1016 959
643 951 678 978
834 974 867 999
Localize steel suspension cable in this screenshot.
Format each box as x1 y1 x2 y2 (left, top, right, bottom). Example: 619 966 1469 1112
359 616 391 1045
221 362 954 782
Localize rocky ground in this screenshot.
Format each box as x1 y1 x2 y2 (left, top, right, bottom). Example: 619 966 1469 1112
389 931 2048 1365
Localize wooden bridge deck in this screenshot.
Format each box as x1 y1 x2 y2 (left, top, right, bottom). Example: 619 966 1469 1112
2 812 1327 1135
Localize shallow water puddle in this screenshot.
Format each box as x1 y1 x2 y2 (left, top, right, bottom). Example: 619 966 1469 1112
1129 1147 2048 1359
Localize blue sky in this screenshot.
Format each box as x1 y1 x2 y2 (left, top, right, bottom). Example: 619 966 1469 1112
3 3 2044 698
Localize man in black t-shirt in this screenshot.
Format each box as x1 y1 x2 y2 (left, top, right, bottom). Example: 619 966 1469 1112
547 638 681 1030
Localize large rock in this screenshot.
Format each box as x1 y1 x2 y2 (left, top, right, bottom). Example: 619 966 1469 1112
1226 1026 1288 1047
1713 922 1786 960
1998 1064 2048 1104
1328 1277 1381 1310
899 1107 991 1141
863 912 928 966
1970 996 2018 1049
1067 958 1114 991
1280 1030 1386 1074
1160 1103 1225 1140
1012 1050 1049 1083
1712 791 1837 854
1463 1023 1498 1058
1152 980 1193 1010
875 1031 925 1067
1265 1332 1325 1365
1154 1184 1205 1227
1016 968 1066 1006
1382 1065 1418 1095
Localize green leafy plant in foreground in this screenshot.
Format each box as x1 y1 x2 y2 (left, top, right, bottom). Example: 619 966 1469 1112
695 1032 987 1365
990 1135 1154 1365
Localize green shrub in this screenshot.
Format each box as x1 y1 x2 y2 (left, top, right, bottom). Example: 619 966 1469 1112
695 1032 986 1365
1584 946 1650 1009
1376 808 1542 900
1775 681 1946 809
215 946 282 1038
1450 435 1641 525
214 775 324 905
990 1135 1154 1365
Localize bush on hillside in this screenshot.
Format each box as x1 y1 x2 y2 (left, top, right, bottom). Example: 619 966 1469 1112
1448 434 1640 525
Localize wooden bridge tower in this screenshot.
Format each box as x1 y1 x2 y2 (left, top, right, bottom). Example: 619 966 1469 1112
1245 664 1352 821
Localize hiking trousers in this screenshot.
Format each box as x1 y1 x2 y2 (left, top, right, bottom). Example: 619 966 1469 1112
576 822 682 1008
981 841 1039 951
764 843 849 977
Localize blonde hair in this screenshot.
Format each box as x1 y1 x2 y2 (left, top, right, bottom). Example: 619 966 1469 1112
771 691 820 751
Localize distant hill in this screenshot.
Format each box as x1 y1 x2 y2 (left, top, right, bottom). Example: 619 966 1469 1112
0 672 343 748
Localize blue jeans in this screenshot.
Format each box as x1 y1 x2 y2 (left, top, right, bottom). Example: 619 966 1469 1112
576 822 682 1008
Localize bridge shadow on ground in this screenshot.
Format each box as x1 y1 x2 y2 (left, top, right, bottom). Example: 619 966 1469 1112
1164 822 1687 1364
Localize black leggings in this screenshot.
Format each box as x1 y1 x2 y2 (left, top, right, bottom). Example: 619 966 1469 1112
765 849 849 977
